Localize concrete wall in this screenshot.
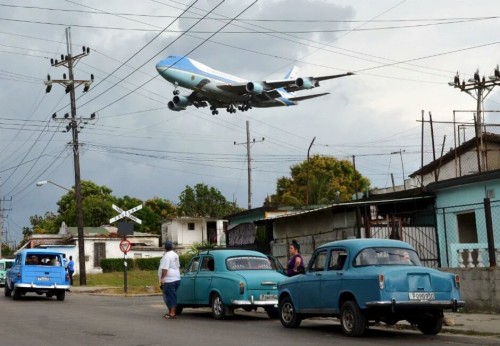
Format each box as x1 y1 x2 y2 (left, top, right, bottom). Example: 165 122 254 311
442 267 500 313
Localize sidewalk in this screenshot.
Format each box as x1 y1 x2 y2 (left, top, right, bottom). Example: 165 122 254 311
70 287 499 336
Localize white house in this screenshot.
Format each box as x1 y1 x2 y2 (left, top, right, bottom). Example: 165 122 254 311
22 223 163 274
161 217 227 254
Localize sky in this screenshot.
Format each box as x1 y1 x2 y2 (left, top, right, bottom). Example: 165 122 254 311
1 0 499 246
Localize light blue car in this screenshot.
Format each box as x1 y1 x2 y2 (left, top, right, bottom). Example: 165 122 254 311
177 249 287 319
278 239 465 337
5 249 70 301
0 259 14 287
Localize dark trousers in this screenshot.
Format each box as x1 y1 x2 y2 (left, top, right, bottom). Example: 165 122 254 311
68 271 74 285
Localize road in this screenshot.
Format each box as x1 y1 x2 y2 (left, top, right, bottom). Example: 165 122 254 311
0 293 499 346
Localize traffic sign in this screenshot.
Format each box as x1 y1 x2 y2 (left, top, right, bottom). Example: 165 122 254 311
119 239 132 254
110 204 143 224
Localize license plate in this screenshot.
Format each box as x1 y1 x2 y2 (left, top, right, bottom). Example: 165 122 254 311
409 292 435 300
37 276 50 282
260 294 277 301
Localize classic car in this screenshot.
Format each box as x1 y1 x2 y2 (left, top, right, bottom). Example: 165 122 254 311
278 239 464 337
5 249 70 301
0 259 14 287
176 249 287 319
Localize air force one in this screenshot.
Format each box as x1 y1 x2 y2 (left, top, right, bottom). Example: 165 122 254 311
155 55 354 115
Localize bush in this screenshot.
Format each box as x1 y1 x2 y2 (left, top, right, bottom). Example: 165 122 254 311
100 254 194 273
101 258 134 273
135 257 161 271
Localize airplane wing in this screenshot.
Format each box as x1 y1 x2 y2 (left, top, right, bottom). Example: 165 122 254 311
288 93 330 102
216 72 354 95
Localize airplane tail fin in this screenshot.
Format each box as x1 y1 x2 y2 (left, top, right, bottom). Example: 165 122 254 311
284 66 300 80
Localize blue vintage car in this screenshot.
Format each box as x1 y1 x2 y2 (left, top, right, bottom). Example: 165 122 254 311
177 249 287 319
5 249 70 301
278 239 465 337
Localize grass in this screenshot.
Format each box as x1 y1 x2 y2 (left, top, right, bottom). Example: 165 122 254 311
72 270 161 294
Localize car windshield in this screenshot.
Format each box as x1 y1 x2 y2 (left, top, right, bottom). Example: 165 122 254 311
226 256 273 270
353 247 421 266
0 263 4 270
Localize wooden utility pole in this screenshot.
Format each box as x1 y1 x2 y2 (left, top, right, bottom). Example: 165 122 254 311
44 27 95 285
234 121 264 209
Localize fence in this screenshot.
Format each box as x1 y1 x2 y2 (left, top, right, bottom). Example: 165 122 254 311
437 198 500 268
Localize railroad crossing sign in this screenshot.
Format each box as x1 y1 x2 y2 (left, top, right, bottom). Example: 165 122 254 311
110 204 143 224
119 239 132 254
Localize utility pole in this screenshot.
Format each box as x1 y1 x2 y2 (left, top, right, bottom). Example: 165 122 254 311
44 27 95 285
234 121 264 209
449 66 500 172
306 137 316 206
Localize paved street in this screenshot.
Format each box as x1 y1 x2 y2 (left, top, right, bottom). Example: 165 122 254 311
1 294 499 346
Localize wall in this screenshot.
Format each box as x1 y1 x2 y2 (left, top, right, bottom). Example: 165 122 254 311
442 267 500 313
271 208 358 266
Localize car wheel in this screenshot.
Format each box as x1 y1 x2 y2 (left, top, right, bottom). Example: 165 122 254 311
265 307 279 319
417 315 443 335
4 283 12 297
56 290 66 301
12 288 22 301
211 293 226 320
279 297 302 328
175 305 183 316
340 300 366 337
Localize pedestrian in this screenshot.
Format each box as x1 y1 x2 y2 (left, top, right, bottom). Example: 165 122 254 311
67 256 75 285
158 240 181 319
286 239 305 277
62 254 68 270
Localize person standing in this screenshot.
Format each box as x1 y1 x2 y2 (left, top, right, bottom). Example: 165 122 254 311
158 240 181 319
67 256 75 285
287 240 305 277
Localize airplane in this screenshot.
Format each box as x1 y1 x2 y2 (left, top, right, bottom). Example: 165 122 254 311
155 55 354 115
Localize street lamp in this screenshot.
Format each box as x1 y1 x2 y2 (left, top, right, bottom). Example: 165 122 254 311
36 179 87 285
36 180 72 192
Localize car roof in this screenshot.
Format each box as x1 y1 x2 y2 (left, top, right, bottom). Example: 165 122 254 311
18 249 65 255
317 238 414 254
197 249 268 260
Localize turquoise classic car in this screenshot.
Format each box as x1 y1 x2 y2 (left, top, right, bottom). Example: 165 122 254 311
0 259 14 287
177 249 287 319
5 249 70 301
278 239 465 337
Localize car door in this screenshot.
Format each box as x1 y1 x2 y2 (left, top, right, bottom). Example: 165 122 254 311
194 255 215 304
320 248 348 313
179 256 200 304
296 249 327 312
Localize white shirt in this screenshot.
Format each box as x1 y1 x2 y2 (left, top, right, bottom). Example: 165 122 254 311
158 250 181 283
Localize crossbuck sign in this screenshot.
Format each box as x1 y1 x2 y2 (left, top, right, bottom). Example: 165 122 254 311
110 204 143 224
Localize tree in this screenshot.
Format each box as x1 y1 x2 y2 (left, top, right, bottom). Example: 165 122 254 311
269 155 370 206
177 183 243 218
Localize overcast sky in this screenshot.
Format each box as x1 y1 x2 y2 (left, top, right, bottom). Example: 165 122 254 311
1 0 499 246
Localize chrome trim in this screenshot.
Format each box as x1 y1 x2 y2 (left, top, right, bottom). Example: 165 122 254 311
366 299 465 309
15 283 70 289
231 299 278 306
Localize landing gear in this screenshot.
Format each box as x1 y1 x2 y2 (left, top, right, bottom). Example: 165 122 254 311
210 105 219 115
173 89 180 95
226 105 236 114
238 103 252 112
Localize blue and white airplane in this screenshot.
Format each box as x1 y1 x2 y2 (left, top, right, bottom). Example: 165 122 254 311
156 55 353 115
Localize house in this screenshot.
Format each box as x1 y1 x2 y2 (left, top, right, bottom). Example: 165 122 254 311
22 223 163 274
425 169 500 268
254 189 437 268
409 133 500 188
161 217 226 254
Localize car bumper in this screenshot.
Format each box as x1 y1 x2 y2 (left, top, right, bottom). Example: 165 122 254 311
231 297 278 307
14 283 70 290
366 298 465 312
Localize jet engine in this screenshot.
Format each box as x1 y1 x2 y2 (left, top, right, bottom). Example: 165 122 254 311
295 77 315 90
168 95 190 111
246 82 264 95
168 101 185 111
